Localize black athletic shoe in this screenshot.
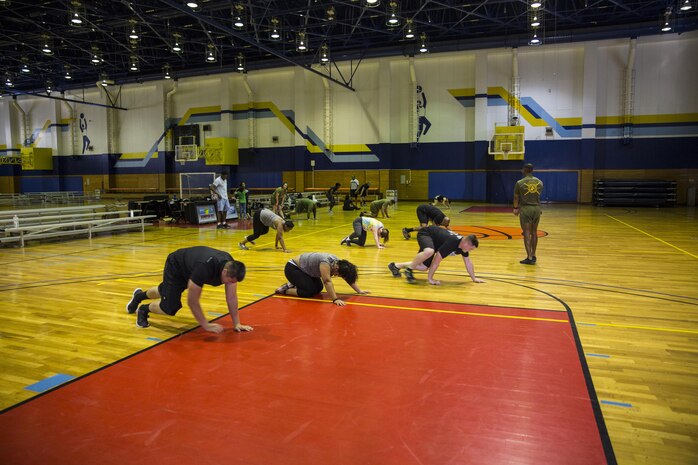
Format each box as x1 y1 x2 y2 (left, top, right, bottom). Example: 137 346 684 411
340 236 351 246
136 306 150 328
388 262 401 278
126 288 143 314
402 228 410 240
221 223 231 229
520 258 534 265
404 268 416 283
531 256 537 263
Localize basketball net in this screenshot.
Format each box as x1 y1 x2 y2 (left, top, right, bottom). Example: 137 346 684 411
502 149 510 161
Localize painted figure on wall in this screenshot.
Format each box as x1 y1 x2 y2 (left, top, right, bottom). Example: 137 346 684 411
79 113 91 154
416 85 431 142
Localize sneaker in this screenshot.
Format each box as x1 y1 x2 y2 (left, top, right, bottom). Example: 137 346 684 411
275 282 294 295
136 306 150 328
520 258 534 265
126 288 143 314
388 262 401 278
402 228 411 240
340 236 350 246
221 223 231 229
531 256 537 263
216 224 224 229
404 268 416 283
239 242 249 250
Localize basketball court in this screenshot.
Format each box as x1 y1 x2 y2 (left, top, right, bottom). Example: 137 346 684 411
1 202 697 464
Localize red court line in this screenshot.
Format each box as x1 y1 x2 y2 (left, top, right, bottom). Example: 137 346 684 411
0 296 610 465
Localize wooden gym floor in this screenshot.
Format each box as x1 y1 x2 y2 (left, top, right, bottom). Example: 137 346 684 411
0 201 696 464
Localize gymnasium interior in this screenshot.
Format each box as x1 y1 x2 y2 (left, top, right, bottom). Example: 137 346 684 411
1 2 697 464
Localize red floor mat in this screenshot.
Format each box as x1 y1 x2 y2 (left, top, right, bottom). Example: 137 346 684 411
0 296 613 465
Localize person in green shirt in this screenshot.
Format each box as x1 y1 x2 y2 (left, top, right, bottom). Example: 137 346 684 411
513 163 544 265
273 182 288 218
368 198 396 218
294 196 318 219
235 182 249 220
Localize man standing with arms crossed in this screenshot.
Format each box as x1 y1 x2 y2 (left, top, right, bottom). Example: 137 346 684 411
513 163 544 265
210 172 231 229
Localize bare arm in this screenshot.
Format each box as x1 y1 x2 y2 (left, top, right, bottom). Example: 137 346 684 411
463 256 485 283
186 280 223 333
382 204 390 218
275 221 289 252
225 281 253 332
319 262 343 306
513 189 520 216
372 228 384 249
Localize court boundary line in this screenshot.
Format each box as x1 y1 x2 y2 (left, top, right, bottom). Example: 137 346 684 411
606 214 698 259
273 294 569 323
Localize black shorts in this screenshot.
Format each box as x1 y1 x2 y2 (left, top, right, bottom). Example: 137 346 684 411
416 205 430 225
158 256 187 315
416 230 435 252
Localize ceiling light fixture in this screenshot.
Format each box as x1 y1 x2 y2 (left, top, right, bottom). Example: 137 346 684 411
296 31 307 52
531 15 540 27
20 62 30 73
206 43 218 63
5 75 14 87
531 1 542 8
364 0 381 7
172 33 182 52
236 53 246 72
404 19 415 39
270 18 281 40
69 1 84 26
186 1 198 8
163 64 172 79
661 8 673 32
90 47 102 64
129 55 139 72
418 33 429 53
320 42 330 64
41 35 53 55
64 67 73 80
386 1 401 27
46 80 53 95
232 3 246 30
326 6 336 21
100 73 110 87
680 0 693 11
529 33 541 45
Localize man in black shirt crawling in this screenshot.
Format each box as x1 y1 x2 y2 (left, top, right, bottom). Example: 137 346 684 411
126 246 253 334
388 226 485 285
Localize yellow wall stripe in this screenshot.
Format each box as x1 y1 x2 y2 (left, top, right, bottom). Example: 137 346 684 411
178 105 221 126
448 88 476 98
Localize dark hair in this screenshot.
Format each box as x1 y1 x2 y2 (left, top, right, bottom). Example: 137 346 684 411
284 219 295 230
380 228 389 243
388 199 396 205
337 259 358 284
523 163 534 173
224 260 246 281
335 182 341 187
465 234 479 248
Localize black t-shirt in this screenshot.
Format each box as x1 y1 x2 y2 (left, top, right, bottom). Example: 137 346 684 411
357 183 370 195
421 204 446 223
420 226 468 266
167 246 232 287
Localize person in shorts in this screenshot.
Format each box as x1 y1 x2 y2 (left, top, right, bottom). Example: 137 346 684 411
126 246 252 333
209 172 231 229
401 204 450 239
326 182 341 213
273 182 288 218
513 163 544 265
388 226 484 285
294 196 318 219
275 252 368 306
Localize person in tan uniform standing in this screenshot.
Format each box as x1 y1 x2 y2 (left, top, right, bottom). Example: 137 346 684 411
513 163 544 265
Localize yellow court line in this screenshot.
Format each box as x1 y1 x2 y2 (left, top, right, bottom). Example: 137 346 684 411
606 215 698 259
251 222 352 250
273 295 568 323
578 321 698 335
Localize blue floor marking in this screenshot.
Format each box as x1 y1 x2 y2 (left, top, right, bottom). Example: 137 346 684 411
577 322 597 326
25 374 75 393
147 337 163 342
601 400 632 408
208 312 224 317
586 353 611 358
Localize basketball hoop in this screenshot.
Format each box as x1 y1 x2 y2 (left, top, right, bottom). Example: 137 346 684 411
502 149 510 161
175 144 198 165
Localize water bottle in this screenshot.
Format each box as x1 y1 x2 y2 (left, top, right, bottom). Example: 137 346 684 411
12 215 19 228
